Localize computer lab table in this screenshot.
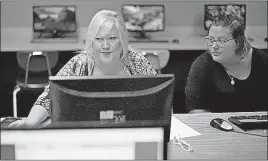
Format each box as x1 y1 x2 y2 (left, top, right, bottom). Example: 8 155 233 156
2 111 267 160
169 111 267 159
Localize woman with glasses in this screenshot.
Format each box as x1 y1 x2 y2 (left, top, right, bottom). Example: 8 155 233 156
185 14 268 113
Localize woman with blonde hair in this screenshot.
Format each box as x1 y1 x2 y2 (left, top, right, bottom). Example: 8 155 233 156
9 9 156 127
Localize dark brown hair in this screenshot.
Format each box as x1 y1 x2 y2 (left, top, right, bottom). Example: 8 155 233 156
209 14 251 58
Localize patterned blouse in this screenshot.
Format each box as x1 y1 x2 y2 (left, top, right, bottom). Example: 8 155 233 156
34 50 157 116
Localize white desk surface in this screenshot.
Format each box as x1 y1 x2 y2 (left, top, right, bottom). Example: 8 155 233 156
1 26 267 52
1 36 267 52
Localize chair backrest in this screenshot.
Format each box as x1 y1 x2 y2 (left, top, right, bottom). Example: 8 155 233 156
140 49 170 73
17 51 59 72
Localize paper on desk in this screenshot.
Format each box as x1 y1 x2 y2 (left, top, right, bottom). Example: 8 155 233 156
170 116 201 140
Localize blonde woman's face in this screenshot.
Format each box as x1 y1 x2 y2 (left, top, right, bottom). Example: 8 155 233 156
92 25 122 65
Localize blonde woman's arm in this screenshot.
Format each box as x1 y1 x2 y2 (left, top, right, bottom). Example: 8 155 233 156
9 54 88 128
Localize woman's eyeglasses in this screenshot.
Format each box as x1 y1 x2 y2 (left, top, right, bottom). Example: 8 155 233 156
204 36 234 48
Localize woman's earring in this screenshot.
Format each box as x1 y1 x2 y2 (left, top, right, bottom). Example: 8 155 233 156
90 53 95 61
120 52 124 59
240 53 246 60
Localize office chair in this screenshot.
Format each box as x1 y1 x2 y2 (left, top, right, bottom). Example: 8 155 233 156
13 51 59 117
141 49 170 73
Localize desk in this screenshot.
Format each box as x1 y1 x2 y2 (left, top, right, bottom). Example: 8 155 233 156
2 112 267 159
1 27 267 51
169 112 267 159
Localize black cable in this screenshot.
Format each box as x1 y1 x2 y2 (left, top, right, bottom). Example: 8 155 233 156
232 130 268 137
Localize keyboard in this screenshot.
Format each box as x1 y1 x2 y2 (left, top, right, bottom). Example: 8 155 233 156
228 114 267 131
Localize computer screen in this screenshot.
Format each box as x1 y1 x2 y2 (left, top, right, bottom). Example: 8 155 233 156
204 4 246 30
1 127 165 160
33 5 77 39
49 75 174 142
122 5 165 39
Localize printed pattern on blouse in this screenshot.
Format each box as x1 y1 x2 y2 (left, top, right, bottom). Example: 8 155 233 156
34 50 157 116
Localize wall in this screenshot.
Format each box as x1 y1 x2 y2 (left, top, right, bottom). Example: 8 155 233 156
1 0 267 51
2 0 267 27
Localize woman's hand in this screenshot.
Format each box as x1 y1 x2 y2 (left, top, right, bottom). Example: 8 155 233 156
8 119 40 128
8 119 28 128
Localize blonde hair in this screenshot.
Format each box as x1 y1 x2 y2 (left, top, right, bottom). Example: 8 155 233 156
80 10 129 74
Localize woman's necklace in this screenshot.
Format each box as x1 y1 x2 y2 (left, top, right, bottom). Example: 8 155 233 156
225 48 252 86
226 72 236 85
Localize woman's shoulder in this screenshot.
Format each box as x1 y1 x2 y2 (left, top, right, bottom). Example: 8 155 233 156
191 51 212 69
125 49 157 75
56 52 90 76
70 53 89 62
253 48 268 62
127 49 145 60
252 48 268 71
67 52 93 66
125 49 149 66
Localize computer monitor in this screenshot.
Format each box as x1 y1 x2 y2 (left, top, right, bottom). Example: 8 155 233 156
1 127 166 160
33 5 77 39
49 74 174 142
204 4 246 31
122 4 165 39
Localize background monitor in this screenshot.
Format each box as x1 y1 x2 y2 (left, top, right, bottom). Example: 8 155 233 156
33 5 77 39
1 127 166 160
204 4 246 31
122 4 165 39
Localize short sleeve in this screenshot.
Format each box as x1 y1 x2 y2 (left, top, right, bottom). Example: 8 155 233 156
33 54 89 116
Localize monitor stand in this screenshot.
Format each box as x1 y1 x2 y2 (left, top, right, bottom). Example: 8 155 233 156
133 30 151 40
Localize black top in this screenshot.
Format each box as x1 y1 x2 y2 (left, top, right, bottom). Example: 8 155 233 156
185 48 268 113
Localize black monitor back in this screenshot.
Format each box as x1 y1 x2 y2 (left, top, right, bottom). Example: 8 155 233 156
49 75 174 128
